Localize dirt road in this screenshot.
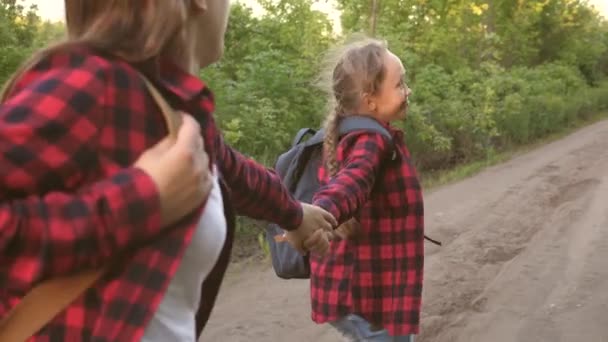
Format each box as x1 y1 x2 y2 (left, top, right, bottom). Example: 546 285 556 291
201 120 608 342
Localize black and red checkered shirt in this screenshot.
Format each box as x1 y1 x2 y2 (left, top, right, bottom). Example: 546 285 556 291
0 46 303 341
311 126 425 336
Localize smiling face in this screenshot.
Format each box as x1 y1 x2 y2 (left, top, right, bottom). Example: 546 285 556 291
364 50 411 122
328 41 411 124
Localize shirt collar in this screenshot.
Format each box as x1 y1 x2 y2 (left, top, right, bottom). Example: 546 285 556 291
134 57 214 107
156 61 210 103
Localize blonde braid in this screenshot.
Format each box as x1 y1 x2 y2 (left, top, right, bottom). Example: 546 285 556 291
323 103 359 240
323 103 343 176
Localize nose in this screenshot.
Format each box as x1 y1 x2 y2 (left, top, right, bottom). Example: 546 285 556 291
404 86 412 98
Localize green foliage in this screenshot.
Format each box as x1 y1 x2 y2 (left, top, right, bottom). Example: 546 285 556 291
0 0 64 84
400 62 608 170
201 1 335 164
201 0 608 177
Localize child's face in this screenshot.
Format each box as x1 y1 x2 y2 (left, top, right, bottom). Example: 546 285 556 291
368 51 411 123
189 0 231 68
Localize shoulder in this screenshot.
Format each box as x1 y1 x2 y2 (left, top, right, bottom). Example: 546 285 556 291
338 130 392 158
6 45 143 102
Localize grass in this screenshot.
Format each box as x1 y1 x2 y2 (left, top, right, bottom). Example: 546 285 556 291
420 150 507 190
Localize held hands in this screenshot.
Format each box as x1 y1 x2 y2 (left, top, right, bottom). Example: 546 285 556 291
277 204 361 255
334 218 361 240
316 218 361 244
283 203 337 256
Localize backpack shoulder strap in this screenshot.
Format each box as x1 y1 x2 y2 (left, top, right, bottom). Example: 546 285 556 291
304 115 394 148
338 116 392 141
0 73 179 342
292 128 316 147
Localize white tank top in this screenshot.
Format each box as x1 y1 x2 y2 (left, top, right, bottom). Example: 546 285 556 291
141 166 227 342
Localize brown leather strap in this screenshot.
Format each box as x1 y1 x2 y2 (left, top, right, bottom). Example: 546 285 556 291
139 76 183 137
0 73 179 341
0 271 101 342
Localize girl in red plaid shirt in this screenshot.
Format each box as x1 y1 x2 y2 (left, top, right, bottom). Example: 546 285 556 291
310 39 423 341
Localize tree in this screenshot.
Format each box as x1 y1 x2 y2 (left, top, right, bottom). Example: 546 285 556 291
0 0 65 85
370 0 379 36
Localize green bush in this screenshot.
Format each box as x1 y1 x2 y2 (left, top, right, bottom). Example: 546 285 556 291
391 62 608 171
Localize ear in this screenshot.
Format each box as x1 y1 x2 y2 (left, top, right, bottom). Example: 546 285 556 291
191 0 208 12
361 92 378 113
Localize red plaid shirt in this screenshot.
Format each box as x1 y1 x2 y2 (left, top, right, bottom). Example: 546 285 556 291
311 126 425 336
0 46 303 341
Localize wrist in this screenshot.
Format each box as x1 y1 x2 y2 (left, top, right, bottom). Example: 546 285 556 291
282 201 304 231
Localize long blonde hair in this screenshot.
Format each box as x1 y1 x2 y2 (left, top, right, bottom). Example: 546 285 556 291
321 38 388 175
1 0 193 101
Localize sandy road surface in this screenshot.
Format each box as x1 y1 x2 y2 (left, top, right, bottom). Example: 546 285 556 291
201 120 608 342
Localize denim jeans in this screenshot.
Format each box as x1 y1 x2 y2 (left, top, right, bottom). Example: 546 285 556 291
330 314 415 342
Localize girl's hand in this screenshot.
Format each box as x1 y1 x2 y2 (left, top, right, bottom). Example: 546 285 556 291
335 218 360 240
285 203 337 256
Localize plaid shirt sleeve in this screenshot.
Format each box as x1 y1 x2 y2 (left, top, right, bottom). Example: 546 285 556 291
313 132 391 224
215 133 303 230
0 61 162 283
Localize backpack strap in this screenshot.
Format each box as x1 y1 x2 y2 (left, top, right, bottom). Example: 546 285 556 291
292 128 316 147
338 116 392 141
0 73 181 342
304 115 394 147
